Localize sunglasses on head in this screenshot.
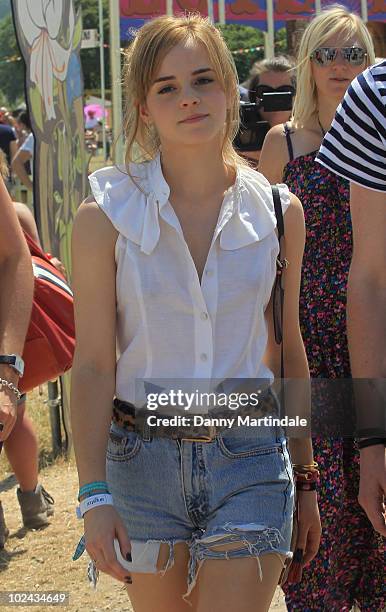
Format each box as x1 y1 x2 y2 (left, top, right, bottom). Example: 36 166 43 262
310 47 367 66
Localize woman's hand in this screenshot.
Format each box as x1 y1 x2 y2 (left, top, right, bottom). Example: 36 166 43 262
287 490 321 583
84 505 132 584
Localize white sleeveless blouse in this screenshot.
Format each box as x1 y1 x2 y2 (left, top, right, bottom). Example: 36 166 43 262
89 154 290 406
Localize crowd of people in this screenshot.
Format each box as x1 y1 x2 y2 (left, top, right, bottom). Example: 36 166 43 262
0 107 34 196
0 6 385 612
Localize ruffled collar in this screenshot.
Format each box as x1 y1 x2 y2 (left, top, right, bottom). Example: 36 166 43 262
88 153 280 255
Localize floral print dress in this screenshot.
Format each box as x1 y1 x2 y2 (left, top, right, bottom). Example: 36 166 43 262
281 128 385 612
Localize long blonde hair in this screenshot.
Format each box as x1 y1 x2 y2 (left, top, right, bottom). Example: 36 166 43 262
292 5 375 128
122 13 248 170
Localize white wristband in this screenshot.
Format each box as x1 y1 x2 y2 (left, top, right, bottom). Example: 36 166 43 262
76 493 114 519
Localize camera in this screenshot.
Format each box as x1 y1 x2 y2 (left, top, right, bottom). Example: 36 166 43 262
234 91 294 152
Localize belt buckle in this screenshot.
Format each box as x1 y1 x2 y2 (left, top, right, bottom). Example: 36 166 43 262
181 425 216 443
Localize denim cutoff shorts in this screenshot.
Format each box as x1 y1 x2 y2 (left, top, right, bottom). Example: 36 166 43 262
106 418 295 597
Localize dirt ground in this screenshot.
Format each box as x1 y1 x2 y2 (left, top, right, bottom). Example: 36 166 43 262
0 389 287 612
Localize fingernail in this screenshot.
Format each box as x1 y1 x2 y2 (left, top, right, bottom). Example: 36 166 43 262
125 576 132 584
126 552 132 562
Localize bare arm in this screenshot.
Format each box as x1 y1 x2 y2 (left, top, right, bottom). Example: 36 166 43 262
70 197 118 484
258 124 289 184
11 148 33 191
0 177 33 440
13 202 42 247
265 193 320 568
265 193 312 462
70 197 131 582
348 182 386 537
347 183 386 378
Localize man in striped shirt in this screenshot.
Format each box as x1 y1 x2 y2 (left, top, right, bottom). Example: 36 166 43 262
316 60 386 538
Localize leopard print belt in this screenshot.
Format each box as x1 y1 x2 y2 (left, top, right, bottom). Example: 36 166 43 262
112 390 280 440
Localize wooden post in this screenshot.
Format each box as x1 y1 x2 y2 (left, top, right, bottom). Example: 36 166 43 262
265 0 274 59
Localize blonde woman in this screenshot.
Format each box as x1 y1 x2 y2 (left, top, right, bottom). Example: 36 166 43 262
71 14 320 612
259 6 385 611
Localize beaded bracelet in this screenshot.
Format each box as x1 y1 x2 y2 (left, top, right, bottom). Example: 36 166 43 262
79 481 108 495
78 488 110 502
78 481 109 502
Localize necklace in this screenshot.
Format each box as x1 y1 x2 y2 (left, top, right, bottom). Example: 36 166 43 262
318 116 326 137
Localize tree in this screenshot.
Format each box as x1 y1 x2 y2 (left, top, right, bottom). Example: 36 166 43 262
0 13 25 106
74 0 111 95
218 24 265 82
0 0 10 21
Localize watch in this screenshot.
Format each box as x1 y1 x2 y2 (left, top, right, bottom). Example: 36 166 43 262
0 354 24 377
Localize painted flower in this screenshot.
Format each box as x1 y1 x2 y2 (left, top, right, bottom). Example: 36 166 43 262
15 0 75 120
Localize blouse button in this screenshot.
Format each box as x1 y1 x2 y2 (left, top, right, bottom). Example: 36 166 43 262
200 353 208 362
200 312 209 321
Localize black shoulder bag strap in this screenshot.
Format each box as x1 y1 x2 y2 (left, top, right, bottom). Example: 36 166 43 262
271 184 286 382
272 185 299 587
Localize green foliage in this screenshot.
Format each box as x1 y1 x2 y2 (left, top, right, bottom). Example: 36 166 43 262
0 0 10 21
0 14 25 106
217 24 265 83
74 0 111 94
275 28 289 55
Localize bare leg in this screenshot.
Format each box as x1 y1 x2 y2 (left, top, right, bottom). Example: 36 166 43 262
197 552 285 612
124 541 285 612
126 542 198 612
3 400 39 491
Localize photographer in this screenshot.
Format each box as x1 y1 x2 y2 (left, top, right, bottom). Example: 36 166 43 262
235 56 295 167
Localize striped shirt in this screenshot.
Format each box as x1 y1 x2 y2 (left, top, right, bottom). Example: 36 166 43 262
316 60 386 192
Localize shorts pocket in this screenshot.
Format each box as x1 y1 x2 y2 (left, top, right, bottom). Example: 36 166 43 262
106 426 141 462
217 434 283 459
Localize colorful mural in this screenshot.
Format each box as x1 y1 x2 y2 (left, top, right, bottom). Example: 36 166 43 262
120 0 386 38
11 0 88 274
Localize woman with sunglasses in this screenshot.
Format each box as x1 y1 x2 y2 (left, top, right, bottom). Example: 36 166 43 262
259 6 385 612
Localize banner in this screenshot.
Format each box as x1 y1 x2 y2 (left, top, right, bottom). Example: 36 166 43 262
225 0 267 29
120 0 385 38
120 0 166 38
